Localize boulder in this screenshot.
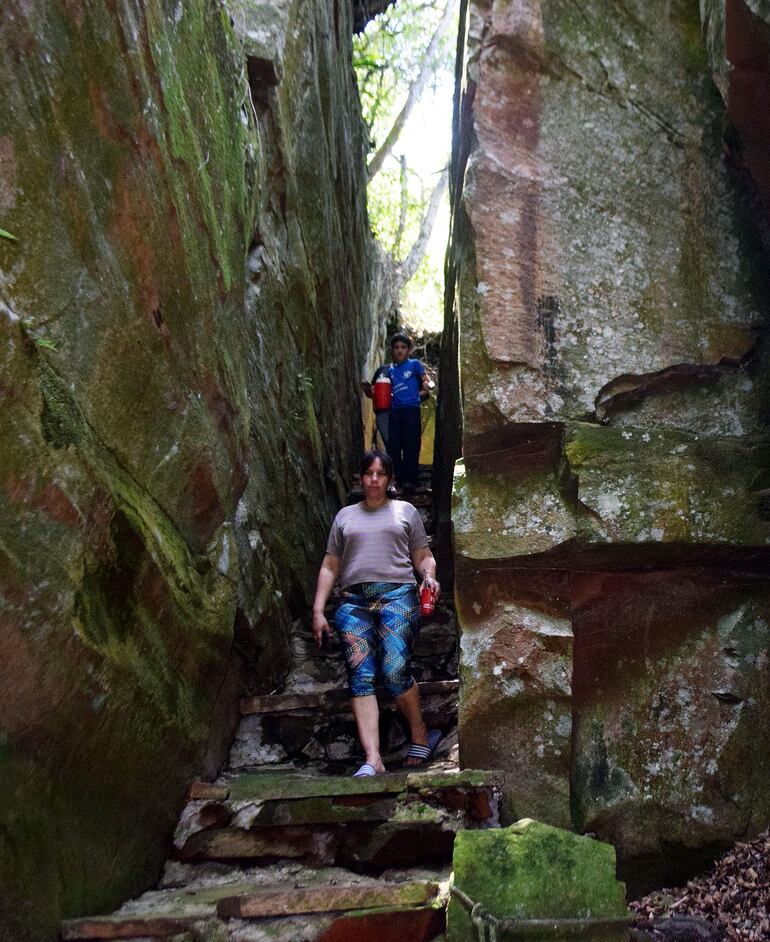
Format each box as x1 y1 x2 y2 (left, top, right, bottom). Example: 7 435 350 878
572 573 770 888
446 819 628 941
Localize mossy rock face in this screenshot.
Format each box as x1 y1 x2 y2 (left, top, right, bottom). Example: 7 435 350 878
446 819 627 941
452 458 576 560
446 0 770 888
564 423 770 548
456 0 768 434
453 423 770 562
0 0 377 938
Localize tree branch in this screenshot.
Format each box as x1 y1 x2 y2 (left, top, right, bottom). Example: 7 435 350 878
396 167 448 288
366 0 457 180
393 155 409 259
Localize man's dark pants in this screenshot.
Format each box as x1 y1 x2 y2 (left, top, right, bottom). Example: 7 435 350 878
389 406 421 488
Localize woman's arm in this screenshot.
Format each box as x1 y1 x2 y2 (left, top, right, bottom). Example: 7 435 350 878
312 553 340 648
412 545 440 595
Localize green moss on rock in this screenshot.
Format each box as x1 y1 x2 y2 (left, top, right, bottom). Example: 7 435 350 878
447 820 627 941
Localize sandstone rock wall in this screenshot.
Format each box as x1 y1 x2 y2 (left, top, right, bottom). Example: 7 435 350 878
0 2 380 938
441 0 770 888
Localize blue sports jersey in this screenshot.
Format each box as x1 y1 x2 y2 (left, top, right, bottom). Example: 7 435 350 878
387 358 424 410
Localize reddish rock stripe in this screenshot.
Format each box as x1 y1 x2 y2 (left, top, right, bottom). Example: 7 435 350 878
61 915 195 939
187 781 230 800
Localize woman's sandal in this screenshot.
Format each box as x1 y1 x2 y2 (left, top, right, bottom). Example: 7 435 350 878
353 763 383 777
406 728 442 767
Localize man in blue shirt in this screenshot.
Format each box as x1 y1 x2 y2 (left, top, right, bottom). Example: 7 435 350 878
363 332 429 495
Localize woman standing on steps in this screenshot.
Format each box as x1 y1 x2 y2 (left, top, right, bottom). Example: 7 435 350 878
311 450 441 777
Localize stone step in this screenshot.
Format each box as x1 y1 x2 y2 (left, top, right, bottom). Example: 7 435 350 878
175 768 499 871
61 880 259 939
62 915 195 939
216 877 440 917
177 820 458 871
231 682 460 770
241 679 458 716
313 904 444 942
61 872 447 940
189 766 497 805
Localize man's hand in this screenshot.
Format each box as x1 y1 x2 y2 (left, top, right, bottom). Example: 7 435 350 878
312 610 334 648
360 380 373 398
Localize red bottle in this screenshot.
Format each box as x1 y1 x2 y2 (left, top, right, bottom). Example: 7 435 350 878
420 584 437 617
373 375 392 412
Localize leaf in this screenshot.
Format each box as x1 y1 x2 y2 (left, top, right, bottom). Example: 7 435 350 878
0 227 18 242
33 337 57 350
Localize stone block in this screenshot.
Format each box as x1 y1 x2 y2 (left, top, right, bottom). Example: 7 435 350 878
571 572 770 882
453 425 770 563
446 819 627 941
456 569 573 827
317 905 445 942
564 424 770 548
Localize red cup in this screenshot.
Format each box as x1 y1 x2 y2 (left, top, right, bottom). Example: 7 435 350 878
420 584 437 617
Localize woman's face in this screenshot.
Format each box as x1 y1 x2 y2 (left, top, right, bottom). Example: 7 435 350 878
362 457 390 500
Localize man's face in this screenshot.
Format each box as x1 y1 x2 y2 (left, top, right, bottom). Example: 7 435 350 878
392 341 410 364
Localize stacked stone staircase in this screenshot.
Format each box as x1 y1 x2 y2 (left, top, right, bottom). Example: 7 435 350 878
61 472 502 941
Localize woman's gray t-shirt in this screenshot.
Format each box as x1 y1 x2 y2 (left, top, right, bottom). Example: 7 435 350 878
325 500 429 588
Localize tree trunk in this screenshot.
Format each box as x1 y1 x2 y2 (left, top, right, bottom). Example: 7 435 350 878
393 155 409 258
396 167 448 288
367 0 457 180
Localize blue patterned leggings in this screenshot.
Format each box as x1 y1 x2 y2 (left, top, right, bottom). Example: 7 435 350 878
335 582 421 698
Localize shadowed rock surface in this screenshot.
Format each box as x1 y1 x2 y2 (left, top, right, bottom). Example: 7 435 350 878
0 1 390 938
438 0 770 889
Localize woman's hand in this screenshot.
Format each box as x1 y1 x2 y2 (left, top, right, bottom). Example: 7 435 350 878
420 574 440 597
413 546 440 599
312 610 334 649
312 554 340 648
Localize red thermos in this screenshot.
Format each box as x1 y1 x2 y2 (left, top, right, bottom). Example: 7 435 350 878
420 584 437 617
373 375 392 412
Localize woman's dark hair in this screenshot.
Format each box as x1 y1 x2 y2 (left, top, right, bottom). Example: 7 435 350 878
360 449 394 486
390 331 412 349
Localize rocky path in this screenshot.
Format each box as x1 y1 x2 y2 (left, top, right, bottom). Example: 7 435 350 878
61 473 502 941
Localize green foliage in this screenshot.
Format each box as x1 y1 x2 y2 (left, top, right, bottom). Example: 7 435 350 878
0 227 17 241
401 244 445 332
353 0 455 330
367 160 423 256
354 0 454 144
